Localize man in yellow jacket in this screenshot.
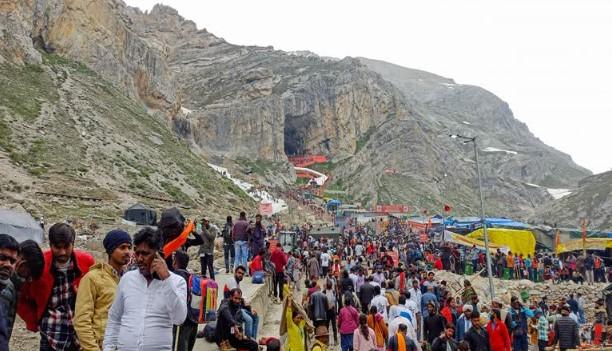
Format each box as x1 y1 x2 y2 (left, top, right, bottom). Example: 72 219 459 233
74 230 132 351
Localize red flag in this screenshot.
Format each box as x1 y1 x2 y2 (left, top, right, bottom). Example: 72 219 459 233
444 204 452 212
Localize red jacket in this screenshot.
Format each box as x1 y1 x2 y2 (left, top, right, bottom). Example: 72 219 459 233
486 320 511 351
17 249 95 331
250 255 264 274
270 250 287 273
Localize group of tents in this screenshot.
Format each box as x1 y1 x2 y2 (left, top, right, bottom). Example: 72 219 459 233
0 204 157 245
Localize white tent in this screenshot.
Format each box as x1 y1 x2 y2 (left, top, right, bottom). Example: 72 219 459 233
0 208 44 243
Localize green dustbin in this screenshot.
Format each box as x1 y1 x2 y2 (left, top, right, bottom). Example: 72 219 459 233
520 289 530 303
502 268 510 280
465 262 474 275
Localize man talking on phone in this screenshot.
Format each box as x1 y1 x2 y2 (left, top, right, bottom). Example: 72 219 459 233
103 228 187 351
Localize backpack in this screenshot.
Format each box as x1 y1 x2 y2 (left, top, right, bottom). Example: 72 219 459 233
252 271 265 284
202 321 217 343
188 275 218 323
222 223 233 244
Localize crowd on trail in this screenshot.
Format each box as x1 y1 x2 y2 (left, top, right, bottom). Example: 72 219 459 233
0 208 610 351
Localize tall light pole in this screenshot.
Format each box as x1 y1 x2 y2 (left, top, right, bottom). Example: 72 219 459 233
450 134 495 299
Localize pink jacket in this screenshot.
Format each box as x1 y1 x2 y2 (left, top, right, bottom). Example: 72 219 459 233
338 306 360 334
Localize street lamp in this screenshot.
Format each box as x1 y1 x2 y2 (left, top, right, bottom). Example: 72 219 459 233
449 134 495 299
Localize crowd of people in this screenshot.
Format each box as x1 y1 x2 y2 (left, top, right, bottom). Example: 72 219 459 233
0 209 610 351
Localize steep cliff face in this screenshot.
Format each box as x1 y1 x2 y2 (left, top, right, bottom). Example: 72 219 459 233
0 0 179 112
0 53 255 222
358 58 590 188
531 171 612 230
0 0 594 220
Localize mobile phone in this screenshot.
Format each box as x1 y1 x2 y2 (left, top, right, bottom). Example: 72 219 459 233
152 251 164 280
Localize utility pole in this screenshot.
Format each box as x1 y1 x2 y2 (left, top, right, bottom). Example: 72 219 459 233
450 134 495 299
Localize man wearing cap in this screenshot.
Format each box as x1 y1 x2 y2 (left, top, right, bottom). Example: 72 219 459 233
454 304 473 342
74 230 132 351
312 326 330 351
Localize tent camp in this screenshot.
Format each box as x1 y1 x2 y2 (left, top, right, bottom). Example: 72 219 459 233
0 209 44 243
468 227 536 256
123 204 157 226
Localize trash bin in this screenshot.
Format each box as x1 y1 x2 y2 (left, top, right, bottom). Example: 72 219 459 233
520 289 530 303
465 262 474 275
503 268 510 280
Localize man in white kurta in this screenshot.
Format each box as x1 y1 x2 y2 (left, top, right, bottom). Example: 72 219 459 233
103 228 187 351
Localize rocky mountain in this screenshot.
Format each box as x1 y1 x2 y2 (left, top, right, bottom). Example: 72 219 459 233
0 46 254 223
531 170 612 230
0 0 594 220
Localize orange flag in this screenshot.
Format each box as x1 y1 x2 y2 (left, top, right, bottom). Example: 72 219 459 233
163 220 195 258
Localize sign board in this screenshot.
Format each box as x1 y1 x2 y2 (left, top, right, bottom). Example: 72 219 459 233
375 204 411 213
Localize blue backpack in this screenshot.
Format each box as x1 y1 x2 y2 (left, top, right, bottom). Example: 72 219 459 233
252 271 265 284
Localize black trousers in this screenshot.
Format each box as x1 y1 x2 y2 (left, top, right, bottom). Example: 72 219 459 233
225 335 259 351
274 272 284 299
200 254 215 279
173 321 198 351
223 244 235 272
327 309 338 342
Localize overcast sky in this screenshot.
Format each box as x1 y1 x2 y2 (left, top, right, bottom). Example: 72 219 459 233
127 0 612 174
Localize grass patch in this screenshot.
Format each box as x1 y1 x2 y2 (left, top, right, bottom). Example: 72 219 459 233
355 126 376 153
160 181 195 207
42 52 94 75
238 157 284 176
308 161 335 174
0 64 59 121
0 119 11 151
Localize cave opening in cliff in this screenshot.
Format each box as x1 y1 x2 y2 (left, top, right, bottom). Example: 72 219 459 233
284 125 305 156
283 117 308 156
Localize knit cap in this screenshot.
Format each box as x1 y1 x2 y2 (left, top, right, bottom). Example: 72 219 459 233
103 229 132 254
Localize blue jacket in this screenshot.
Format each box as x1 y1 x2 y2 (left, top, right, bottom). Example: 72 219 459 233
455 314 472 342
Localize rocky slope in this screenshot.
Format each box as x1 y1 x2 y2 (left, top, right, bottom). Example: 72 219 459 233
531 170 612 230
0 0 593 220
0 53 255 223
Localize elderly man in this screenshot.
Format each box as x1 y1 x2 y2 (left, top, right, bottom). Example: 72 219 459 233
455 304 473 342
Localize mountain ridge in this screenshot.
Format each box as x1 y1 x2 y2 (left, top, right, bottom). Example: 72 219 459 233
0 0 598 224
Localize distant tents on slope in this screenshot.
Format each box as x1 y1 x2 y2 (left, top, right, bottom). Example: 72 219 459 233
0 208 44 243
123 203 157 225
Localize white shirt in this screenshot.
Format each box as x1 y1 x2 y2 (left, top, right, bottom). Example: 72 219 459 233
320 252 331 267
355 244 364 256
388 317 422 351
227 276 240 290
103 270 187 351
389 305 416 329
370 294 390 321
405 299 419 317
408 288 422 314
